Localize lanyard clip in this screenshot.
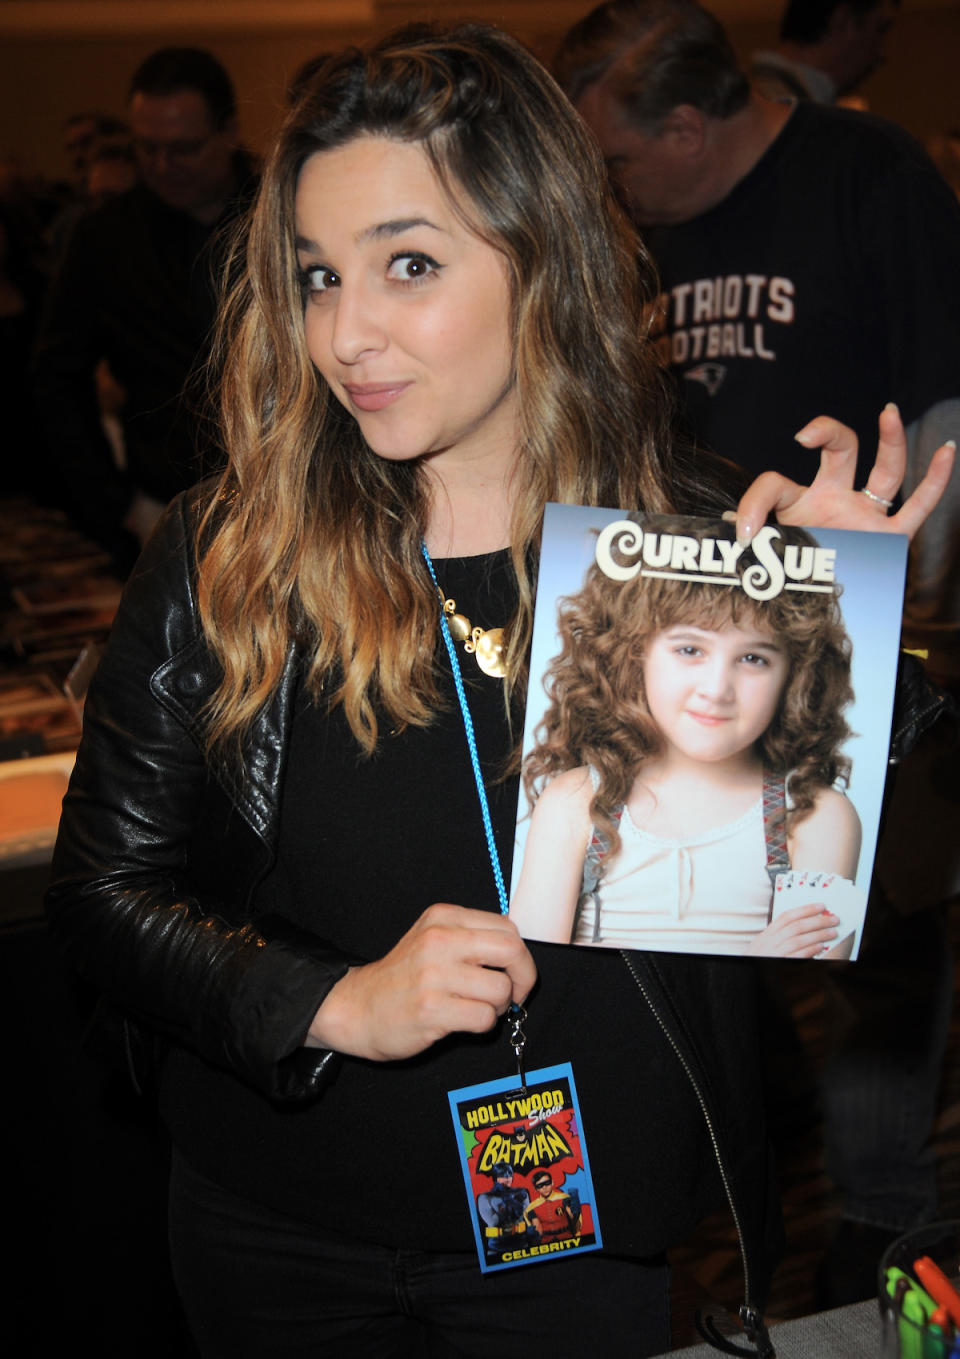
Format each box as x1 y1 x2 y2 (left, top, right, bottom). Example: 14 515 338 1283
507 1003 527 1093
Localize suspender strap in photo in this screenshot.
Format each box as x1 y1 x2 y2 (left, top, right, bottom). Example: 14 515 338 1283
761 770 790 885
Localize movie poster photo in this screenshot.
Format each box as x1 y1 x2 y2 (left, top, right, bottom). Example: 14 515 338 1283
448 1062 602 1273
508 506 909 963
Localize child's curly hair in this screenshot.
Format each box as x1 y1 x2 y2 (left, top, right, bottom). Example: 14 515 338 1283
524 516 854 857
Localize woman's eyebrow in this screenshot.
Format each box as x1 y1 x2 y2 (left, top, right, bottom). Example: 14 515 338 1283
295 218 444 257
361 216 442 242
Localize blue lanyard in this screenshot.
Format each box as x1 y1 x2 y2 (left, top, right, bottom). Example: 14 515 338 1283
421 541 527 1087
420 542 509 915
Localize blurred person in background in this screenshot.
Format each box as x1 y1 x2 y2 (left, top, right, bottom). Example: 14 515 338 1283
0 201 51 499
928 127 960 203
34 47 256 571
84 136 138 208
48 130 139 265
750 0 899 105
48 112 131 262
61 111 128 189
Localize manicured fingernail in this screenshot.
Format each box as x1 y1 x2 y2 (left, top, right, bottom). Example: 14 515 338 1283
736 521 754 546
884 401 900 415
721 510 737 522
946 439 957 451
794 426 815 446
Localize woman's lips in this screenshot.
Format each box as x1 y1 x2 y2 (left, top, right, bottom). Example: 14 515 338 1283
686 710 731 726
342 381 412 412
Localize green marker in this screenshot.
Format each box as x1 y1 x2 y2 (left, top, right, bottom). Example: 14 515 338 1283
886 1267 938 1359
924 1320 949 1359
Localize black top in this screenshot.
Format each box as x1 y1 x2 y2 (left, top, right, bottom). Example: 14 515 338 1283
160 548 722 1256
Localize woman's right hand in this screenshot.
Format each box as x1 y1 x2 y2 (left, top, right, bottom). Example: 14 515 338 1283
745 904 840 958
735 405 954 545
305 903 537 1061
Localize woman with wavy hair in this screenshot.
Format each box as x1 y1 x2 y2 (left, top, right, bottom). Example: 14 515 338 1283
510 518 863 957
46 20 952 1359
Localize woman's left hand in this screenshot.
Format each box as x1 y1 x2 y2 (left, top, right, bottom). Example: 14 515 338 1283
734 404 955 543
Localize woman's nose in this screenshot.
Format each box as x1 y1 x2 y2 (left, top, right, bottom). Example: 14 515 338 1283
330 281 388 364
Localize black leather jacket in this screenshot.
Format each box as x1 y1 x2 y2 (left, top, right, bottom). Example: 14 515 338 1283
46 487 948 1356
47 489 352 1102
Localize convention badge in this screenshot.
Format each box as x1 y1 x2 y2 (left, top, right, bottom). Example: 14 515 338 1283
448 1061 602 1273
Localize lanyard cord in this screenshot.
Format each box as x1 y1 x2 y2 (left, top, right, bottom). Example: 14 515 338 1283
421 542 527 1088
421 542 509 914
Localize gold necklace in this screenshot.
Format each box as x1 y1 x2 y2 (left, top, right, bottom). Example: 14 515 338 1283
438 593 507 678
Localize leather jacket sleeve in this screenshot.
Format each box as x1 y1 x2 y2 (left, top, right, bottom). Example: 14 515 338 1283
45 492 355 1103
889 648 955 763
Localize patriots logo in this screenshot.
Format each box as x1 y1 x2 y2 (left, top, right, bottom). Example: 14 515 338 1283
684 363 726 396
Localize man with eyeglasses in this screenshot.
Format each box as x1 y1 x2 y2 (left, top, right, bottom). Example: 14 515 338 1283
35 48 256 571
128 53 241 227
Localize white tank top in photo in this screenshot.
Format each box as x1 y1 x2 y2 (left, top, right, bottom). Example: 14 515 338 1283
574 788 773 955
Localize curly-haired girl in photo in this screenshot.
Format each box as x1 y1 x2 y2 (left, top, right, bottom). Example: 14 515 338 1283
509 518 863 959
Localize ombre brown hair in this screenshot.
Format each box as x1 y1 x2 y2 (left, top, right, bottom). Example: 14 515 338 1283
524 517 854 856
198 22 688 757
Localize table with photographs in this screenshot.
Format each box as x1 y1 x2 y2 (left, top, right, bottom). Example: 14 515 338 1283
0 497 120 917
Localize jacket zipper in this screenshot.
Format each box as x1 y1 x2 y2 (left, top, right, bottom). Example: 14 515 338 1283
889 692 945 765
620 950 775 1358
